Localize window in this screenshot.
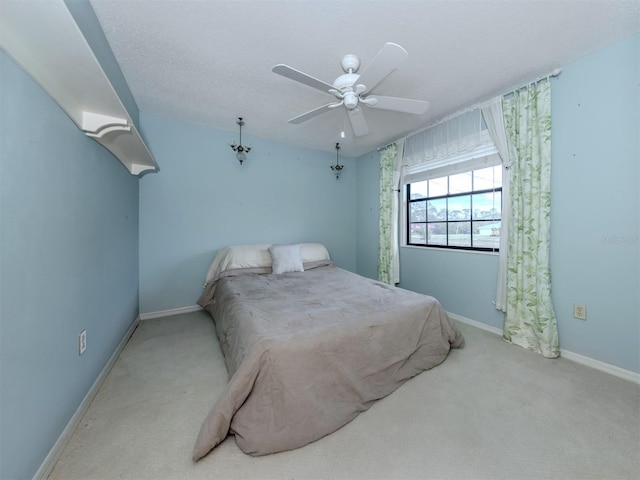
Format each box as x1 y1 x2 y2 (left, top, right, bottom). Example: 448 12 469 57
407 164 502 251
402 107 503 252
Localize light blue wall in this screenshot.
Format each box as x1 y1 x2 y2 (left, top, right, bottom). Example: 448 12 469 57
138 112 356 314
355 35 640 373
398 248 505 328
0 51 140 479
355 151 380 280
550 34 639 373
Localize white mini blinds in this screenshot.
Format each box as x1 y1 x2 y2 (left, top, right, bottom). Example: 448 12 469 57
402 108 499 184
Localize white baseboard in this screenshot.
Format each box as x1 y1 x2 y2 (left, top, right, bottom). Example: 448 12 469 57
448 312 640 385
139 305 203 321
33 316 140 480
559 349 640 384
447 312 503 336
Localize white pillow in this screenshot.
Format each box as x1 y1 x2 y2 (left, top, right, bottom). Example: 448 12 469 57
204 244 271 284
269 244 304 274
300 243 330 264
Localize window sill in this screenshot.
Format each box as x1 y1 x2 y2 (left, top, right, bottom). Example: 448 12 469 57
401 244 499 256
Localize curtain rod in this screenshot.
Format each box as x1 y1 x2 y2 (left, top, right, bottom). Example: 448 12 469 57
376 67 562 152
503 68 562 98
377 142 395 152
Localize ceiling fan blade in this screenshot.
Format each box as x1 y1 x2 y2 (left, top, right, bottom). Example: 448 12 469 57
365 95 430 115
356 43 408 94
348 108 369 136
288 103 336 124
273 64 335 95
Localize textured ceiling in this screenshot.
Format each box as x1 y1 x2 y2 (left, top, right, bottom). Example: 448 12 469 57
90 0 640 157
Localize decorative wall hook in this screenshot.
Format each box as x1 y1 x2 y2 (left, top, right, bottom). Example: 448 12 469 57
230 117 251 165
331 142 344 179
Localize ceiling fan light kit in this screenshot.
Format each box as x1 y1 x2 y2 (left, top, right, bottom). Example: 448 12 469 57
272 42 429 138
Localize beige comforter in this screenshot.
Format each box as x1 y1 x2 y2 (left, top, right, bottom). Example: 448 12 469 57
193 265 464 460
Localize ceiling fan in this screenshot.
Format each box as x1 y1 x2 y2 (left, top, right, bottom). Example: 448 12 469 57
272 42 429 137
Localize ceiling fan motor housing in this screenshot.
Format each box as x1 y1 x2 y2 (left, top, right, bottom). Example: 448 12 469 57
333 54 362 98
333 72 359 91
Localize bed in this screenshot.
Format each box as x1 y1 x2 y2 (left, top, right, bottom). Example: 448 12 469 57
193 243 464 460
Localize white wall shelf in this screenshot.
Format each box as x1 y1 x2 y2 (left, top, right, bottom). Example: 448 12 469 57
0 0 158 176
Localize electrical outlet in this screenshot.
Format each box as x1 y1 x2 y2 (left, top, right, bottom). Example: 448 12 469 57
78 329 87 355
573 304 587 320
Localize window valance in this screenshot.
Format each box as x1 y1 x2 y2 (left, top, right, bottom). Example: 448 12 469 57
403 108 495 169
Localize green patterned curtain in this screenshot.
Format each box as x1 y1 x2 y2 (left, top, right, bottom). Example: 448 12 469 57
502 80 559 358
378 143 398 285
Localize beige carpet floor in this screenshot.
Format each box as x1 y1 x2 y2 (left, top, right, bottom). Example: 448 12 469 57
49 310 639 480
